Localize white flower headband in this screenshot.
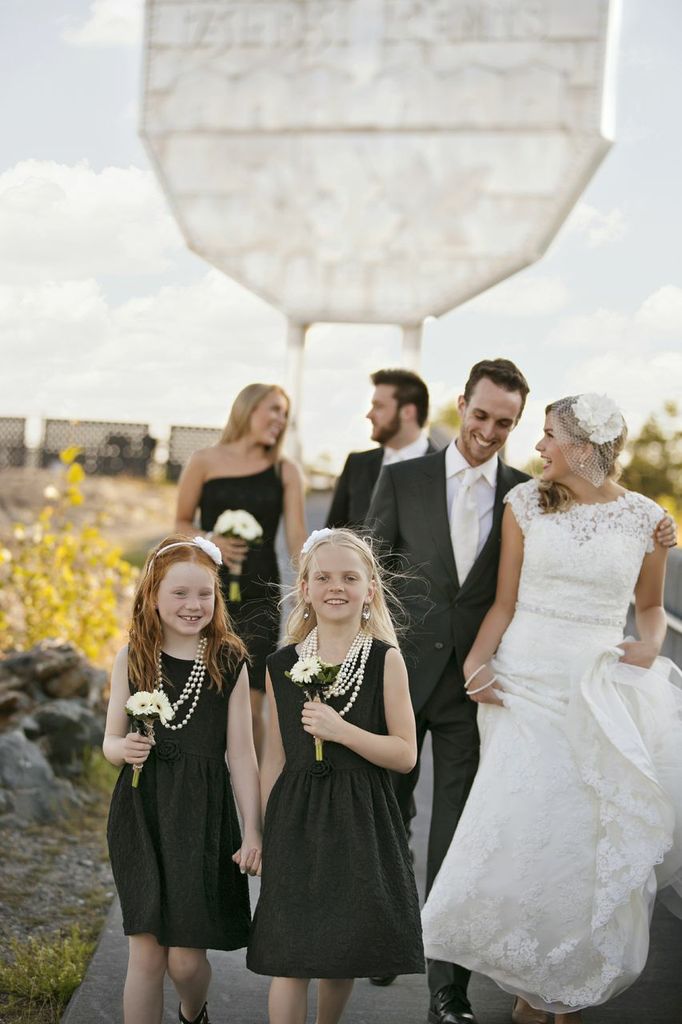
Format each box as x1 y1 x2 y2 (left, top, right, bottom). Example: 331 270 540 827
571 393 624 445
301 528 334 556
152 536 222 567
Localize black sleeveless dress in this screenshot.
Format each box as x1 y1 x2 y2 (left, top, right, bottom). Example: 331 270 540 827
247 640 424 978
107 653 251 950
199 467 283 692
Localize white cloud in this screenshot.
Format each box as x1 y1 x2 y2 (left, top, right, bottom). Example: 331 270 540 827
635 285 682 334
564 350 682 433
61 0 143 48
0 161 181 283
0 270 286 427
546 308 637 352
465 274 569 316
564 202 628 247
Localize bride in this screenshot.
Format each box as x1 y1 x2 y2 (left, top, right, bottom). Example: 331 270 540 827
421 393 682 1023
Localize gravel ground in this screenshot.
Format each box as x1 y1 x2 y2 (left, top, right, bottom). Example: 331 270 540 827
0 779 115 951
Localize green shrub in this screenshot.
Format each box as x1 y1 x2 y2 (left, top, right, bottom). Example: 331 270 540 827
0 446 137 663
0 925 95 1023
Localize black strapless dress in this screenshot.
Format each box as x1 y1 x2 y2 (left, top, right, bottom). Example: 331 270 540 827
199 466 283 691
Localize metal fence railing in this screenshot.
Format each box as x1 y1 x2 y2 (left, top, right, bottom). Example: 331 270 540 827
166 425 222 482
39 419 156 477
0 417 27 469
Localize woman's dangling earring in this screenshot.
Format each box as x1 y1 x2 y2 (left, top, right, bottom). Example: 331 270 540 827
303 605 310 621
362 603 371 623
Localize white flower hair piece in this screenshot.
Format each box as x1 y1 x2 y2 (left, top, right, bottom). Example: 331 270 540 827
301 528 335 556
571 393 624 445
152 536 222 567
191 535 223 565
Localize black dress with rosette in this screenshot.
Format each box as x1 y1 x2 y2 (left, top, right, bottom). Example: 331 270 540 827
107 652 250 950
247 640 424 978
198 467 283 692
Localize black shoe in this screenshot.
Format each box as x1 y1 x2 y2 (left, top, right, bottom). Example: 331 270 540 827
179 1003 209 1024
369 974 397 986
427 986 478 1024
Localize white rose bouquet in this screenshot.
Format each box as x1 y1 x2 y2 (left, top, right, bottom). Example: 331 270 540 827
125 689 174 787
213 509 264 602
286 655 340 761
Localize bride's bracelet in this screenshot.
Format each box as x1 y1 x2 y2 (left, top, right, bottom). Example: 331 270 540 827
467 675 498 696
464 664 488 690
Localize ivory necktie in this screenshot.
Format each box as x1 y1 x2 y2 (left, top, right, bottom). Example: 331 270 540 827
451 466 482 584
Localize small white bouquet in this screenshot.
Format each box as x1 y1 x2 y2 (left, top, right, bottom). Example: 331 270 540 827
286 655 340 762
213 509 263 602
125 689 174 788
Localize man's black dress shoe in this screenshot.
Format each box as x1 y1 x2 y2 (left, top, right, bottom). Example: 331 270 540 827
427 987 478 1024
369 974 397 986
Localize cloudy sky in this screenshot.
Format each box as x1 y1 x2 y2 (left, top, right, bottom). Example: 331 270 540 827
2 0 681 469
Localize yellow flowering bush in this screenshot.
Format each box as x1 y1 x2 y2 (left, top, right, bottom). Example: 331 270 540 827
0 448 137 663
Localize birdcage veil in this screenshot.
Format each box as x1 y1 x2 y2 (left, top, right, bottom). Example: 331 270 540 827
549 394 627 487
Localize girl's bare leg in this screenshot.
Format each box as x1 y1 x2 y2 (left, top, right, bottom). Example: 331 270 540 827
123 934 167 1024
167 947 211 1021
250 687 265 761
268 977 310 1024
316 978 354 1024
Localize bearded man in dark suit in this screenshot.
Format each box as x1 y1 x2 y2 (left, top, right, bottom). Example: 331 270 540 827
326 367 436 529
367 359 541 1024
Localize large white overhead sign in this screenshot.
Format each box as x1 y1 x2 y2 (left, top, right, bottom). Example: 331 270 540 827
141 0 617 326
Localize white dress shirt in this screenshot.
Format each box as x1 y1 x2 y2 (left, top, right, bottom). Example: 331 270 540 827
382 432 430 466
445 441 498 560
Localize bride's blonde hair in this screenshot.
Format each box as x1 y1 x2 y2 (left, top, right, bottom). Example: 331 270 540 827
286 529 398 648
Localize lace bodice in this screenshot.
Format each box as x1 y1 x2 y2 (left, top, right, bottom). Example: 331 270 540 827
505 481 664 629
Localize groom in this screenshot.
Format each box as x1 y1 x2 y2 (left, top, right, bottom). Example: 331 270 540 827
366 359 534 1024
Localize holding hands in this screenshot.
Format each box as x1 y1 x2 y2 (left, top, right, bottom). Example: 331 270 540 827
232 835 262 876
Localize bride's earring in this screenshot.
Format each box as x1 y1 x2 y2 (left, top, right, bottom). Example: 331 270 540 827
303 605 310 621
362 603 371 622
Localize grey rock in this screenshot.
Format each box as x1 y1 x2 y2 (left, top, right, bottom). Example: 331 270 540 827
0 640 108 705
30 700 104 777
0 729 79 824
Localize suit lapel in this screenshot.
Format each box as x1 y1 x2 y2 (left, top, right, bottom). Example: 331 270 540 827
418 449 459 584
363 448 384 511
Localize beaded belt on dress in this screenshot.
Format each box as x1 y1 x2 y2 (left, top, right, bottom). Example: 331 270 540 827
515 601 623 628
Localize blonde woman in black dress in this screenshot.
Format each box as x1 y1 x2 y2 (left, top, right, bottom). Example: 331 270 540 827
176 383 307 757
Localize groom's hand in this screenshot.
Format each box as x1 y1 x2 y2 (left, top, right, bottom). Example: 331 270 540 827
655 513 677 548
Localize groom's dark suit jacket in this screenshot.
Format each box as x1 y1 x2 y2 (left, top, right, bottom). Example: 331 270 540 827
367 447 528 712
326 440 437 530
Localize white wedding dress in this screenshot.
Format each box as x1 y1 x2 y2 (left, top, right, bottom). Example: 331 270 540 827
422 481 682 1013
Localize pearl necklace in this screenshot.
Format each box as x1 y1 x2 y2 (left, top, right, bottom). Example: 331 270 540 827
157 636 207 731
299 628 373 718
